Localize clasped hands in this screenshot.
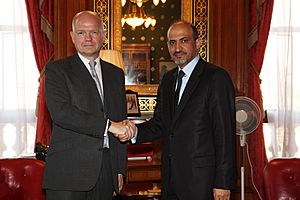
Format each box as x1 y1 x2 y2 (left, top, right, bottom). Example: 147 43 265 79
108 120 136 142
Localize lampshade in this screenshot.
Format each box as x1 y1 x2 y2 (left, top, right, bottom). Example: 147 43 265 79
100 50 126 75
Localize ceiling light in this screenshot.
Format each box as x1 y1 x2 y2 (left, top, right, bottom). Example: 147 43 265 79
122 0 166 7
122 3 156 29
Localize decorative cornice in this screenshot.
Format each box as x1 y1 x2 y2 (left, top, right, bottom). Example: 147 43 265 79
126 84 159 96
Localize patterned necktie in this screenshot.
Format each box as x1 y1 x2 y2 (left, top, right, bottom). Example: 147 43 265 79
174 70 185 106
89 60 104 105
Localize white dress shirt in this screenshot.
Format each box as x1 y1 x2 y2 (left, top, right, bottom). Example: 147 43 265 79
78 53 109 148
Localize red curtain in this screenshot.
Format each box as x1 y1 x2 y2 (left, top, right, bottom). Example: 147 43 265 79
25 0 54 146
247 0 274 199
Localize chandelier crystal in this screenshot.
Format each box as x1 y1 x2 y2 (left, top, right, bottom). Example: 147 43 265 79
122 2 156 29
122 0 166 7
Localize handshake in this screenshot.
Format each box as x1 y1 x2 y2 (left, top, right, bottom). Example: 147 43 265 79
108 120 137 142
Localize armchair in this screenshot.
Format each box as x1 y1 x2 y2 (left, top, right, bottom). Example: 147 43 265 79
263 158 300 200
0 158 45 200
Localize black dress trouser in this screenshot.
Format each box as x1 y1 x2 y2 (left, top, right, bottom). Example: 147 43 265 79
46 148 113 200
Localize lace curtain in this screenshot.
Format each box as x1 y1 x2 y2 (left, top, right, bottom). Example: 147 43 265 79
0 0 38 158
261 0 300 159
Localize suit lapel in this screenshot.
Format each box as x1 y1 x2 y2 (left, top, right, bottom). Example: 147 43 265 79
100 59 110 113
71 54 91 83
71 54 103 108
171 59 205 127
169 69 177 115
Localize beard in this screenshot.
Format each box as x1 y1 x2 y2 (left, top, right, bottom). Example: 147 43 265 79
174 59 187 66
172 51 188 67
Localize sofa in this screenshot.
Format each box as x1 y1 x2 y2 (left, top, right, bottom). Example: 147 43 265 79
263 158 300 200
0 158 45 200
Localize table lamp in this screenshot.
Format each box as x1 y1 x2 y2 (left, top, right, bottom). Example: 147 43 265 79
100 50 126 75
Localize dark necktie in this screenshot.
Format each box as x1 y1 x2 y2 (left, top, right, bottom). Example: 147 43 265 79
174 70 185 106
89 60 104 105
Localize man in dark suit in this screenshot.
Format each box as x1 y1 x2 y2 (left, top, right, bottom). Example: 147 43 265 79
43 11 130 200
112 20 237 200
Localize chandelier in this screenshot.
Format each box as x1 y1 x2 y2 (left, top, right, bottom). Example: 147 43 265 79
122 0 167 7
122 0 166 29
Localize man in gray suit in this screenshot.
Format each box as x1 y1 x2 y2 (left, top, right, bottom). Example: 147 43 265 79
43 11 131 200
112 20 237 200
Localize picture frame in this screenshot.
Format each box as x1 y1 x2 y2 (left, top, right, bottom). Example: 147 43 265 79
122 43 151 85
158 60 177 81
126 90 141 117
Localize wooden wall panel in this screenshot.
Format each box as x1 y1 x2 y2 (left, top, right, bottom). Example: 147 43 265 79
54 0 93 60
209 0 247 96
209 1 253 199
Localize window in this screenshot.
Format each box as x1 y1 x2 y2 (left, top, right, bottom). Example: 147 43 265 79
0 0 39 157
261 0 300 159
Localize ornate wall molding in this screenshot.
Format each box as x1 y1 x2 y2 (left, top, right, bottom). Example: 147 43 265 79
126 85 158 96
194 0 209 60
126 85 158 113
94 0 109 50
94 0 122 51
138 96 157 113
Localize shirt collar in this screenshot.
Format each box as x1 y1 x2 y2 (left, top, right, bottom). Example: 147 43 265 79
178 55 200 78
77 52 100 67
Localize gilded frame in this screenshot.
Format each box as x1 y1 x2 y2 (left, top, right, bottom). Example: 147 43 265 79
94 0 209 96
126 91 141 116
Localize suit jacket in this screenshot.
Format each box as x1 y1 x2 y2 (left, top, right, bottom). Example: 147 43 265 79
136 58 237 200
42 53 127 192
